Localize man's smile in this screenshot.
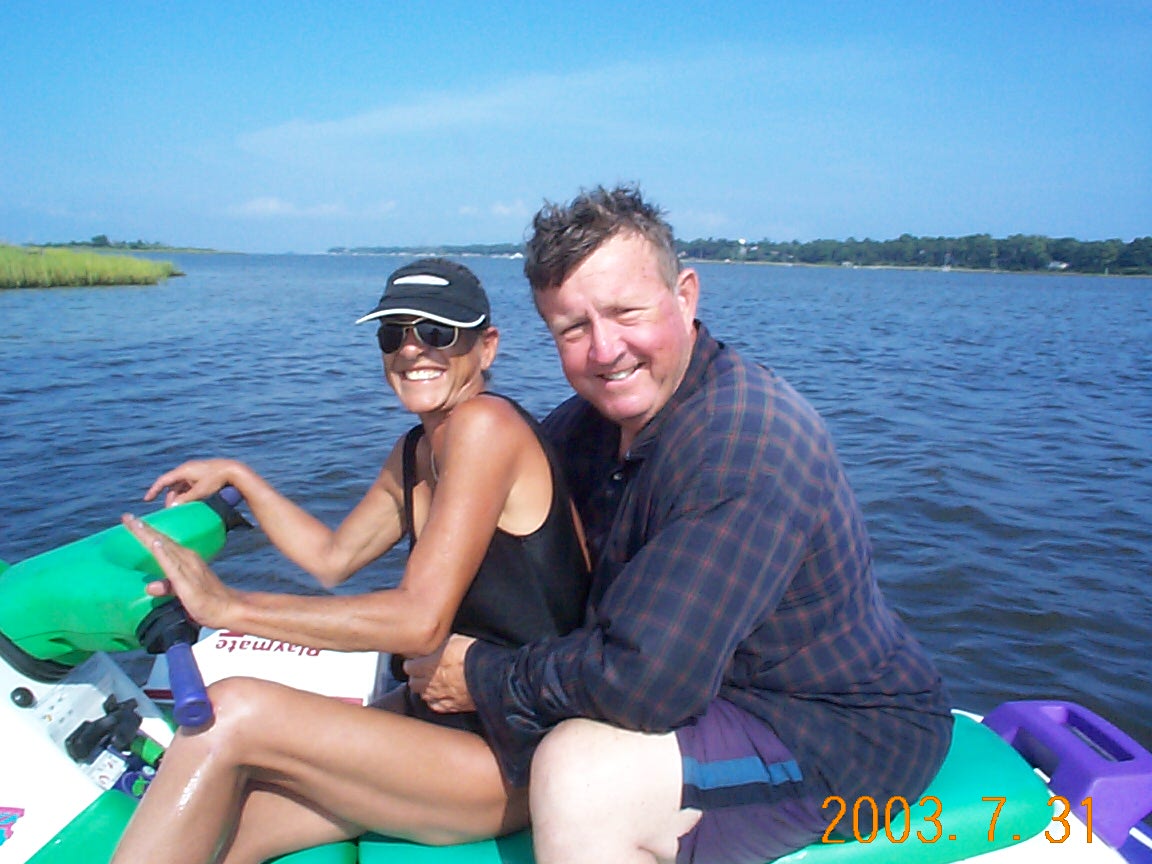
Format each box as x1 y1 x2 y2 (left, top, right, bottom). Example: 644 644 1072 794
600 364 640 382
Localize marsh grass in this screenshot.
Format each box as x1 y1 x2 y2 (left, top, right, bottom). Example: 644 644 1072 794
0 244 183 289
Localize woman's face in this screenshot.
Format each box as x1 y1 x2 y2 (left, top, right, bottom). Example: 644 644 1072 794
381 319 498 418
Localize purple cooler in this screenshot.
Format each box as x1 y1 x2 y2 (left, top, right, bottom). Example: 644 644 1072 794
983 700 1152 851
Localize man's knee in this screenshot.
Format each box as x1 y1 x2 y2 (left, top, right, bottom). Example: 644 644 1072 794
531 721 689 863
531 721 684 815
532 719 603 779
532 718 652 802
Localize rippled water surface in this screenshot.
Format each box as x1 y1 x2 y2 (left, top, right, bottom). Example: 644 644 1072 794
3 255 1150 751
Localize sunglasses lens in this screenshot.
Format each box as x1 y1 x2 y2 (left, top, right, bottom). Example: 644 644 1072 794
377 325 405 354
417 322 458 349
376 321 463 353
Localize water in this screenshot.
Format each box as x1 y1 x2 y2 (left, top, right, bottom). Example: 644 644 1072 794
3 255 1150 753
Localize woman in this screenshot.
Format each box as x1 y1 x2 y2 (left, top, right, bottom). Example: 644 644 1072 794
113 258 589 864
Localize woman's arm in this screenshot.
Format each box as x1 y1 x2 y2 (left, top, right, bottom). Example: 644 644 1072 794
138 398 549 656
144 453 407 589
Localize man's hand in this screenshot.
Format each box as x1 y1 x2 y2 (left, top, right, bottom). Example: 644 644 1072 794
404 634 477 713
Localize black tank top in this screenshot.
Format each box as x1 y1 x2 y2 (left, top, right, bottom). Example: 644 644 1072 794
391 393 589 731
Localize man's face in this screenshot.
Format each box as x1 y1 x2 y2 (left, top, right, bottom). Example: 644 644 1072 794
536 232 699 451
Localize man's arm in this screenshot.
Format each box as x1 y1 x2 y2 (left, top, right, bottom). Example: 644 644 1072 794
405 477 805 777
467 468 810 782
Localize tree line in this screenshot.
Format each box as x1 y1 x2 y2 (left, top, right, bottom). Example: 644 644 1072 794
40 236 214 253
330 235 1150 275
328 243 523 257
675 234 1152 275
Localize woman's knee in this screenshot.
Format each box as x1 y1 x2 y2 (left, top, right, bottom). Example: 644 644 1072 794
206 676 271 720
182 677 277 754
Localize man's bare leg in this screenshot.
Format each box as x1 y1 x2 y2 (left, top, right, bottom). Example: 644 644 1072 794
529 719 700 864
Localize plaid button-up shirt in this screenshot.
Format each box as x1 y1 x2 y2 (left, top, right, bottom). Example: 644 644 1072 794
468 324 952 798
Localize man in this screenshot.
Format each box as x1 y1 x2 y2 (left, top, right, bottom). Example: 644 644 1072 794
410 185 953 864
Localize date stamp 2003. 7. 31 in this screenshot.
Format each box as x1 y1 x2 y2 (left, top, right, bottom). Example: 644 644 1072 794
821 795 1095 846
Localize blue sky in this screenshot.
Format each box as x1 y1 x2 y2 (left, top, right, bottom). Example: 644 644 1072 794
2 1 1149 253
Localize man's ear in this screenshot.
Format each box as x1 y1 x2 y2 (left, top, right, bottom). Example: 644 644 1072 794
675 268 700 328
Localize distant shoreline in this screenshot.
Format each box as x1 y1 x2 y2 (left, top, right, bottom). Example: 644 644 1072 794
17 235 1150 277
37 242 221 254
328 233 1152 277
678 258 1148 278
325 249 1150 278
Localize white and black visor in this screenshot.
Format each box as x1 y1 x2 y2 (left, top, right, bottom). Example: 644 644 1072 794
355 258 490 328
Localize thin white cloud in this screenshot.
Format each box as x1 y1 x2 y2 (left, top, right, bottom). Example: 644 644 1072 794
490 200 531 219
230 43 917 188
362 199 399 218
234 61 670 165
229 197 348 219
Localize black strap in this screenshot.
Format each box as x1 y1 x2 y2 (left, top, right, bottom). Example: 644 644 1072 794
401 424 424 553
393 424 425 685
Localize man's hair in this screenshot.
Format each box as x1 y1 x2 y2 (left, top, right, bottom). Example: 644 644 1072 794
523 184 680 293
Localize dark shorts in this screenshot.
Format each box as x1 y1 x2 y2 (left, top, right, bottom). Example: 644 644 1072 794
386 683 487 736
675 699 832 864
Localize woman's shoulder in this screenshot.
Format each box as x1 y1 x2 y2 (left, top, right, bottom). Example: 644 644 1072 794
443 392 536 445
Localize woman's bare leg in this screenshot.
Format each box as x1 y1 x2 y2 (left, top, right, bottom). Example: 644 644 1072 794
112 677 527 864
215 784 363 864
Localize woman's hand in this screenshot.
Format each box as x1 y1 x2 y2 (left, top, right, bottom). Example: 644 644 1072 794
122 513 238 629
404 634 477 713
144 459 244 508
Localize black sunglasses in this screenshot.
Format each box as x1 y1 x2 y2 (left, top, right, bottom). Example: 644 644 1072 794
376 319 478 354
